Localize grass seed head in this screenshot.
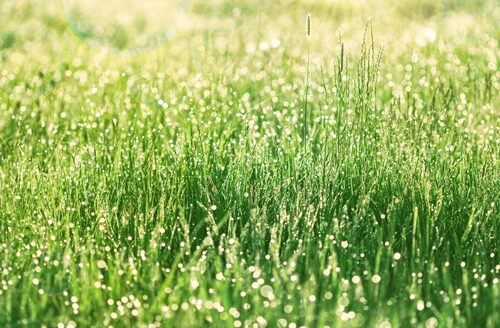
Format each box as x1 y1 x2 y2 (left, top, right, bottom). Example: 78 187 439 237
306 13 312 37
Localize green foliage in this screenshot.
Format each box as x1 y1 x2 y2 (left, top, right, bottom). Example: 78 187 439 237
0 0 498 327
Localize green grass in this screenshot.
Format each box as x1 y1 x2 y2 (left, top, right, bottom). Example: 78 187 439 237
0 0 499 327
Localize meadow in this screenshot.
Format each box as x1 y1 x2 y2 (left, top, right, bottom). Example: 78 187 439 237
0 0 498 327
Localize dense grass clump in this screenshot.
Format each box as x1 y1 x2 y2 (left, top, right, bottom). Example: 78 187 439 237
0 0 498 327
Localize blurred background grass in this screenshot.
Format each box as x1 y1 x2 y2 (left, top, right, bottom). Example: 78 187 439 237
1 0 497 122
1 0 498 53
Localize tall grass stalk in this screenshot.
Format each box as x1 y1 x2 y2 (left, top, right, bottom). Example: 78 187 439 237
303 13 311 149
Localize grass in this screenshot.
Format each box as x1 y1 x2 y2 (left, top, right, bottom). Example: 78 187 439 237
0 0 498 327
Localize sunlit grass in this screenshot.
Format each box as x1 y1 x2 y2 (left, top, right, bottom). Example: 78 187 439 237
0 0 498 327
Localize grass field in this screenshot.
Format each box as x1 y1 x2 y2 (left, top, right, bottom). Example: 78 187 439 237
0 0 499 327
